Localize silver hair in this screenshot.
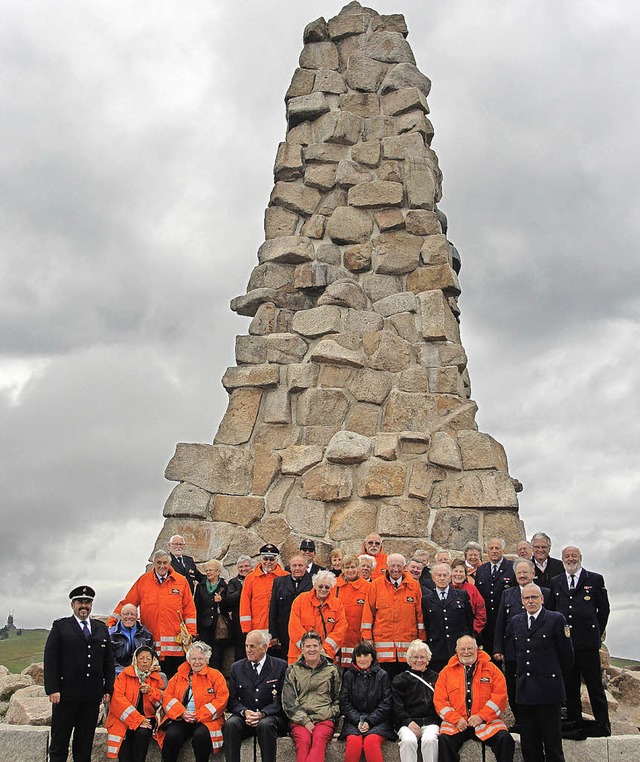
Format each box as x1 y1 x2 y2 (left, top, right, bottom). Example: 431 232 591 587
152 549 170 561
531 532 552 547
387 553 407 566
514 559 535 572
187 640 212 661
463 541 482 554
521 583 543 598
485 537 506 551
408 557 425 567
358 554 376 569
247 629 271 647
312 569 337 588
169 535 184 544
431 562 452 575
236 555 252 566
406 639 432 662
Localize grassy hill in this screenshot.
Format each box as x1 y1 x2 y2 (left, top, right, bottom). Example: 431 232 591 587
0 630 48 673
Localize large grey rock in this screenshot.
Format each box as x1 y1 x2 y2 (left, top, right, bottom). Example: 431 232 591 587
318 279 368 310
20 664 44 686
0 725 49 760
361 31 416 64
326 206 373 243
326 431 372 463
0 674 33 701
381 62 432 96
257 236 314 265
5 686 51 726
292 305 342 337
165 444 254 496
345 54 388 93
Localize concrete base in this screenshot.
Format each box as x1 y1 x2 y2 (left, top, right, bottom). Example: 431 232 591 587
0 725 638 761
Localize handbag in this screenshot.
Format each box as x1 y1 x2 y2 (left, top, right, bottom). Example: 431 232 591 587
214 606 230 640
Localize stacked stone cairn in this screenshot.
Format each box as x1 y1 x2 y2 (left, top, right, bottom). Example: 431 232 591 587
157 2 525 567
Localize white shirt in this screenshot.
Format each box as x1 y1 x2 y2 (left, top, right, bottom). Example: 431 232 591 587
252 654 267 675
566 568 582 588
74 616 90 634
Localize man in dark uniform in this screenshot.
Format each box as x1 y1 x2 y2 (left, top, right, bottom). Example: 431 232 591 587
475 537 516 658
508 583 573 761
299 538 324 576
493 559 552 728
422 563 473 672
223 629 288 762
168 534 205 593
268 554 312 659
530 532 564 588
550 546 611 736
44 585 115 762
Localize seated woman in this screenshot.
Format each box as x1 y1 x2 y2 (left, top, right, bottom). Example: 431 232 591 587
194 559 229 671
287 570 347 663
106 645 164 761
282 631 341 762
335 555 371 668
158 641 229 762
391 640 440 762
339 641 395 762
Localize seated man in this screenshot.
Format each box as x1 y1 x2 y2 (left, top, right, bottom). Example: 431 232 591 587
223 629 288 762
434 635 514 762
108 603 154 675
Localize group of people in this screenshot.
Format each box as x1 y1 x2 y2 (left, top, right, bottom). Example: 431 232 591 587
42 530 611 762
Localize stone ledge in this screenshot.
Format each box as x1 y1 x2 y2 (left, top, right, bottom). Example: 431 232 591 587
0 725 638 762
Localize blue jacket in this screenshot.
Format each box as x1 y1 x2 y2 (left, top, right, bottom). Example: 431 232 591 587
108 620 154 673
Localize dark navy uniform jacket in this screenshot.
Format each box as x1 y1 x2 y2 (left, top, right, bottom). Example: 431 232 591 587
493 584 552 659
532 556 564 588
422 587 473 664
508 608 573 705
549 568 610 650
170 553 205 593
44 616 115 703
227 654 288 721
268 573 312 652
475 559 516 648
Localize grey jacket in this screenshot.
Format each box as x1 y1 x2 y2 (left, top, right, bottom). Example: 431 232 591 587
282 655 341 726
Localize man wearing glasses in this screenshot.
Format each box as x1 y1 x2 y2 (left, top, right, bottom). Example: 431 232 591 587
530 532 564 588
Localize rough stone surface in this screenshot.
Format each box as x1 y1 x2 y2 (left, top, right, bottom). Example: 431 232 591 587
429 431 463 470
348 181 403 208
165 444 254 495
458 431 509 473
297 389 350 425
299 42 340 70
0 675 34 701
345 54 387 92
301 464 353 502
431 472 519 509
373 231 423 275
326 206 373 243
431 509 481 551
5 688 51 726
378 498 429 536
211 495 264 526
358 460 407 497
349 368 393 404
326 431 372 463
280 445 324 475
318 279 368 310
20 665 44 687
361 32 416 64
292 305 342 337
311 339 365 367
381 62 432 96
214 388 262 445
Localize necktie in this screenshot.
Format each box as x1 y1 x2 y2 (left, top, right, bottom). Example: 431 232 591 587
441 591 446 601
252 662 259 676
570 575 575 590
529 616 534 630
82 621 90 640
491 564 498 578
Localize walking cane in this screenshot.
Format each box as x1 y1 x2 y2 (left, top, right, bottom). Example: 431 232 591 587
253 731 258 762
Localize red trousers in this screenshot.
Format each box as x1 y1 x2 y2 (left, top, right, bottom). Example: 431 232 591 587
289 720 335 762
344 733 385 762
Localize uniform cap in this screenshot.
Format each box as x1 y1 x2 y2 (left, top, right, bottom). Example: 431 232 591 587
69 585 95 601
300 539 316 552
259 543 279 558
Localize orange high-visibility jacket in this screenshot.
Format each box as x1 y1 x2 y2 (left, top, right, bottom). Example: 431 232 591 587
434 649 509 741
287 589 348 664
361 543 388 579
105 667 164 758
360 573 425 662
239 563 288 633
157 661 229 752
107 568 197 659
335 576 371 668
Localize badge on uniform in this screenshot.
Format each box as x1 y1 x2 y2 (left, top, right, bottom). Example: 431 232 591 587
171 589 180 594
406 597 415 603
584 596 591 601
564 625 571 637
327 617 335 624
207 688 215 693
480 677 490 682
357 599 365 605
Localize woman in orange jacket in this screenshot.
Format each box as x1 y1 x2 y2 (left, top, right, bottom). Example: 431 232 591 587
105 645 164 761
288 570 348 663
157 641 229 762
335 555 371 668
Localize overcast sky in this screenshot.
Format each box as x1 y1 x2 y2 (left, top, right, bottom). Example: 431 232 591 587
1 1 638 658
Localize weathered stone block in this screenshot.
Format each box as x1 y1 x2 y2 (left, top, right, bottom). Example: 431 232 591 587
0 675 34 702
420 234 451 265
165 444 254 496
5 689 51 726
405 210 441 236
373 292 417 317
382 87 429 116
304 163 337 192
358 460 407 497
304 143 350 164
339 92 380 118
287 493 329 535
344 243 372 272
297 389 350 425
318 278 368 310
265 334 308 364
303 424 342 446
300 214 326 239
317 187 348 217
231 288 279 318
419 342 468 370
270 182 321 217
482 511 526 550
363 331 411 371
344 309 384 336
336 160 374 188
294 262 329 290
211 496 265 526
330 499 378 541
285 67 316 100
163 483 211 519
214 388 262 445
235 335 268 365
263 387 291 424
373 231 422 274
431 472 519 509
326 206 373 244
374 208 405 231
364 115 395 140
301 463 353 502
408 463 447 499
319 364 353 388
378 497 429 536
257 236 314 265
274 142 304 181
396 111 434 142
349 368 393 404
428 366 464 396
374 433 399 460
429 431 462 470
431 508 480 551
316 243 342 265
222 365 280 391
345 54 387 92
348 181 403 208
457 431 509 473
362 273 402 303
382 390 436 433
404 157 436 209
292 305 342 337
247 263 294 293
314 111 363 145
399 431 430 455
351 141 381 168
345 402 381 436
382 133 425 160
287 121 314 146
407 265 461 296
328 11 367 39
287 363 319 392
313 68 347 94
311 339 365 367
264 207 299 239
252 445 281 496
280 445 324 475
257 515 291 548
398 366 429 393
417 290 460 343
326 431 372 464
361 31 416 64
299 41 339 70
265 476 295 514
303 17 328 43
377 161 402 183
0 725 49 759
381 62 432 97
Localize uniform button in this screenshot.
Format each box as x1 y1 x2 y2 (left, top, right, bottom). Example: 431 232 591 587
526 650 530 654
552 674 556 677
526 673 530 676
86 673 90 677
526 662 530 665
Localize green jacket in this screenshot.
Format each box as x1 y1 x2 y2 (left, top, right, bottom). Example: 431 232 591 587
282 655 341 725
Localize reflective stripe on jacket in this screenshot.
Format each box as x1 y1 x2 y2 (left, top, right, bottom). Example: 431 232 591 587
239 564 288 633
287 590 348 663
335 576 370 668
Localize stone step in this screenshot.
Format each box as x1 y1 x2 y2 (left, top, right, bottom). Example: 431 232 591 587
0 725 638 762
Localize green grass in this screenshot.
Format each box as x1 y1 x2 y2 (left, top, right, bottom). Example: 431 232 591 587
611 656 640 670
0 630 48 674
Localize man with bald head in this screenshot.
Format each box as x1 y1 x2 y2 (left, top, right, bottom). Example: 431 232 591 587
550 546 611 737
361 553 425 679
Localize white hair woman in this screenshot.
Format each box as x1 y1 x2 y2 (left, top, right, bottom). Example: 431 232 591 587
158 641 229 762
193 559 228 671
391 640 440 762
287 570 348 663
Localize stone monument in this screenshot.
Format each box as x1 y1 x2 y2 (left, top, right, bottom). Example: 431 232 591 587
155 2 525 568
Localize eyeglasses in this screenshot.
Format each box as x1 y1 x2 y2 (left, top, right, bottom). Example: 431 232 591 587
316 584 332 590
366 541 381 546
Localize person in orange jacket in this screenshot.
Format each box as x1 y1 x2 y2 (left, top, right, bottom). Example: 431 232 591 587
433 635 514 762
107 550 197 679
335 554 371 668
288 570 348 663
362 533 388 578
105 645 164 760
360 553 425 679
239 544 288 635
157 641 229 762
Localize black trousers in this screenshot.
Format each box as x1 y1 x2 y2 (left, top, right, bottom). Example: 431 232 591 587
161 721 212 762
380 659 408 681
438 727 515 762
161 655 186 680
49 701 100 762
119 726 153 762
223 714 284 762
198 628 226 671
563 648 610 734
519 703 564 762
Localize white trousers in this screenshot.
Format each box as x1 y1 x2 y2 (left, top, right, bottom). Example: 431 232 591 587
397 724 440 762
